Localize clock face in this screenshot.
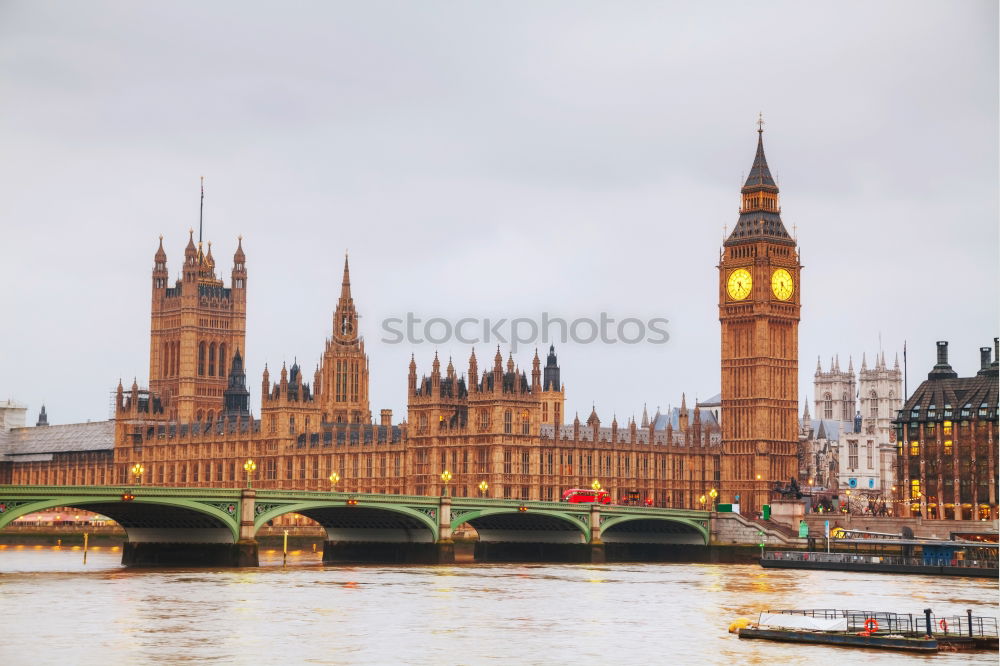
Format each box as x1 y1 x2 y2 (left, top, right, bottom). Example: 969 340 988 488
771 268 794 300
727 268 752 300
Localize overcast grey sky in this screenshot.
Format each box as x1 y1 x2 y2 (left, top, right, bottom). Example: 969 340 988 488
1 1 996 426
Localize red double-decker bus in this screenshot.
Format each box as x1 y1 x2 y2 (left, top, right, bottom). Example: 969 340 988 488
560 488 612 504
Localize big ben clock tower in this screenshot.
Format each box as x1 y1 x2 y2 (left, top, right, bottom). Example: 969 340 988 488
719 121 801 513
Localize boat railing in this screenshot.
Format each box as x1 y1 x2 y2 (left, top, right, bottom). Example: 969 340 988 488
762 550 998 568
764 609 998 638
916 615 999 639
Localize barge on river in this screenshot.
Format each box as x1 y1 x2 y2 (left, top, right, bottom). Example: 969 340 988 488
737 608 999 653
761 536 998 578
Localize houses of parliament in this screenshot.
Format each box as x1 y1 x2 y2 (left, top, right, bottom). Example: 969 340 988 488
0 128 803 514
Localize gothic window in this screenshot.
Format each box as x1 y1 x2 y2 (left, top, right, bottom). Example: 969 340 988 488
521 410 530 435
208 343 216 376
848 441 858 469
198 342 206 376
335 360 347 402
869 390 878 419
503 449 512 474
823 393 832 419
479 410 489 431
219 343 227 378
504 410 512 434
841 393 850 421
542 403 548 421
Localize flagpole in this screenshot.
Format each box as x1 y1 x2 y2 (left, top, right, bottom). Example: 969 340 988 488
903 340 908 400
199 176 204 243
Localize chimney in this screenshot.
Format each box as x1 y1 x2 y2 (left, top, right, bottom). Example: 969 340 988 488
980 347 992 371
928 340 958 380
380 409 392 427
936 340 948 366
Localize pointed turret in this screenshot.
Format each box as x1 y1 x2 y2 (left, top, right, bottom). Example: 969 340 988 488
861 353 868 371
232 236 247 293
816 356 822 374
847 356 854 373
36 404 49 427
543 344 561 392
262 364 270 402
725 121 793 246
802 397 810 421
408 354 417 395
641 403 649 428
224 349 250 415
332 253 358 343
184 229 197 261
467 349 478 393
531 349 541 390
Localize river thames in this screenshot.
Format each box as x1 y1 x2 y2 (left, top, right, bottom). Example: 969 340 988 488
0 547 996 665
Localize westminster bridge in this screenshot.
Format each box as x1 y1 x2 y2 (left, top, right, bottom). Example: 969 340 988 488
0 485 721 566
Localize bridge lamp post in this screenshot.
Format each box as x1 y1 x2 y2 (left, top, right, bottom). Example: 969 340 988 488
243 459 257 489
709 487 718 510
591 479 601 492
329 472 340 493
478 480 489 498
699 494 706 509
131 463 145 486
440 470 452 497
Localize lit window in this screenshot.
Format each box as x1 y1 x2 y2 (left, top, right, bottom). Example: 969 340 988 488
910 440 919 457
910 479 921 499
943 440 953 456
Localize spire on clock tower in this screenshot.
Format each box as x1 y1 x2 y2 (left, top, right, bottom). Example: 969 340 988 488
726 121 795 246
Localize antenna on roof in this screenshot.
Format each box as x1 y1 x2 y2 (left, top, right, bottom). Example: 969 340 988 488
198 176 205 243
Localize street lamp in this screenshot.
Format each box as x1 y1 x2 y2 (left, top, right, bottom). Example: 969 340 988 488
699 494 707 509
131 463 145 486
709 487 718 509
478 480 489 497
329 472 340 491
243 459 256 489
592 479 602 492
441 470 452 496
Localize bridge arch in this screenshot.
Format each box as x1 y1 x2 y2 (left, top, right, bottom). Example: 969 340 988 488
451 508 590 543
0 495 240 543
254 501 439 543
599 515 708 545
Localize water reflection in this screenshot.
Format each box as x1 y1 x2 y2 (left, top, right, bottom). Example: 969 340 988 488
0 549 995 665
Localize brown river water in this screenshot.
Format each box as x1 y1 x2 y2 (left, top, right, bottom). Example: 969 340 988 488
0 546 996 665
